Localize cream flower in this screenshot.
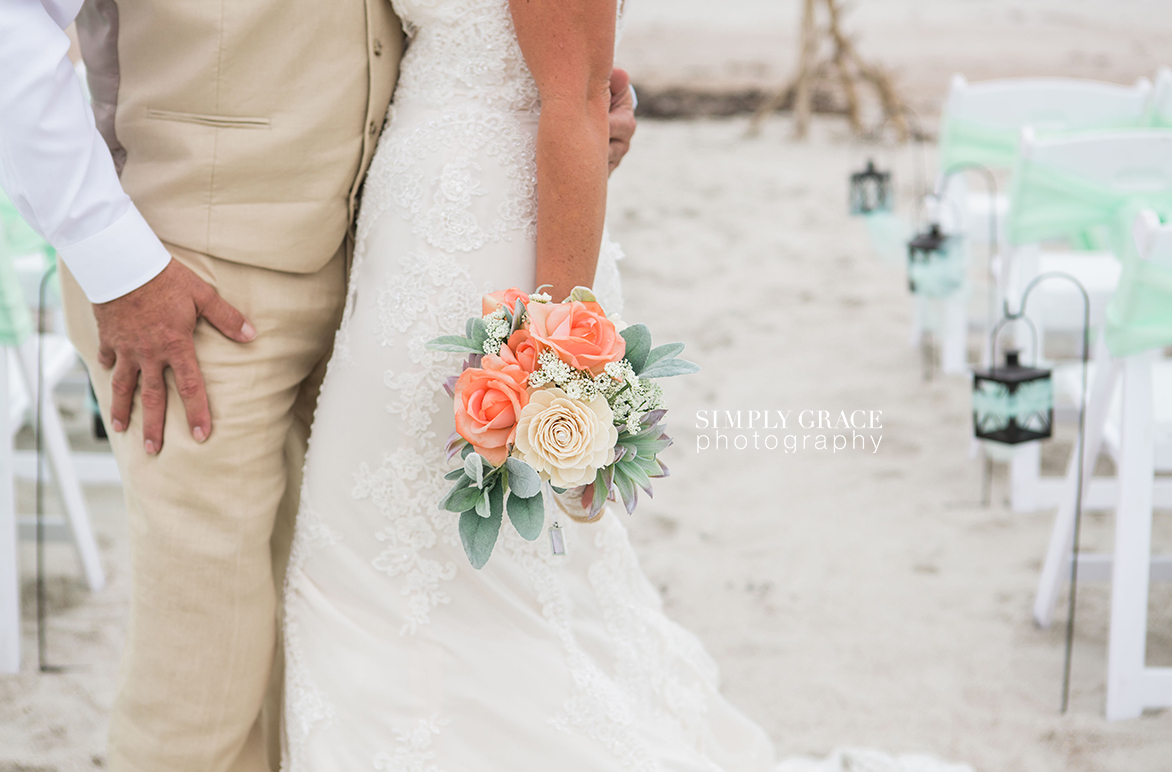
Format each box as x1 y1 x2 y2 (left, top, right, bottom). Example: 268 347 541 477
512 387 618 489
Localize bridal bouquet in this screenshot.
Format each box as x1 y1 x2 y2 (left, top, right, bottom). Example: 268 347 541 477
427 286 698 568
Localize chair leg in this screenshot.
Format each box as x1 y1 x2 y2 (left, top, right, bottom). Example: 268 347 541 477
909 295 924 348
940 294 968 374
1010 441 1041 513
1034 337 1118 627
1107 352 1157 720
15 340 105 592
0 349 21 673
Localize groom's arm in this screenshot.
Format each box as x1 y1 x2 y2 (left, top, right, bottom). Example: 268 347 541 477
0 0 170 301
0 0 254 455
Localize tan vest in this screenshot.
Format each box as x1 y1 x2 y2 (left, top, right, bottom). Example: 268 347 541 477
77 0 403 272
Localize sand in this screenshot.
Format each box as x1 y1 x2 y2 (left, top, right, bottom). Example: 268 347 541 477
4 2 1172 770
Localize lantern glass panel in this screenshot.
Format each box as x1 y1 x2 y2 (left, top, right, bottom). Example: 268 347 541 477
907 224 965 298
971 351 1054 445
849 160 893 216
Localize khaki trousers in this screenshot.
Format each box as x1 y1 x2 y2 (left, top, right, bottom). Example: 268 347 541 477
60 242 348 772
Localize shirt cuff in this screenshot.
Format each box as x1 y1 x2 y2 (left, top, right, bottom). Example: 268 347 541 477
56 205 171 303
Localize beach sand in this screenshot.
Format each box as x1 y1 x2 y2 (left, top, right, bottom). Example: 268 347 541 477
4 2 1172 770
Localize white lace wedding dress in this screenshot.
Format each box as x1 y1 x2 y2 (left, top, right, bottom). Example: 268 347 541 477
280 2 970 771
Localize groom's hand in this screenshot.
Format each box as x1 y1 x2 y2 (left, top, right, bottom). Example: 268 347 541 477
608 67 636 175
93 258 256 455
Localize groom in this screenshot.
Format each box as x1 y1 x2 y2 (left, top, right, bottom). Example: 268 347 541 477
0 2 635 771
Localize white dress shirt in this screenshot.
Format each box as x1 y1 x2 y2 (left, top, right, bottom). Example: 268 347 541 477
0 0 170 303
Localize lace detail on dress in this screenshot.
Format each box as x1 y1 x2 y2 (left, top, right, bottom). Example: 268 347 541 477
373 716 451 772
354 243 491 634
333 109 533 366
391 0 540 114
594 230 627 317
282 500 344 772
385 110 537 252
587 526 726 770
353 449 460 635
495 523 659 772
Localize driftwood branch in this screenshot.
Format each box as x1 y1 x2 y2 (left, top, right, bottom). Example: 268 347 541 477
747 0 911 141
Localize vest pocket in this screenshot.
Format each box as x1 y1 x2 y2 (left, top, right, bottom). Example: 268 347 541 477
146 109 271 129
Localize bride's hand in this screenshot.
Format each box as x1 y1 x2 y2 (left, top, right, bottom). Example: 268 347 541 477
607 67 636 175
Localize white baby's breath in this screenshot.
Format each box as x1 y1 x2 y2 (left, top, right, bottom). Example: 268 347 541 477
611 378 666 434
481 308 512 355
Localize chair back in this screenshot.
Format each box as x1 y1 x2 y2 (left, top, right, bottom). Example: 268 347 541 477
1151 67 1172 128
1008 129 1172 256
940 74 1154 172
0 187 61 345
1104 209 1172 356
0 194 36 347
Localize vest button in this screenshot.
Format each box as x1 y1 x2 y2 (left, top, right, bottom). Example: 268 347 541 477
373 39 384 56
369 120 379 136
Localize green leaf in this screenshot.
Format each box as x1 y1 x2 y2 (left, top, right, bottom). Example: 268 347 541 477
633 452 664 477
612 467 638 513
488 478 505 519
437 478 463 510
509 298 527 335
444 468 469 482
569 286 598 304
643 342 685 369
470 317 488 349
589 477 607 518
620 324 652 374
505 458 541 498
460 444 475 460
506 491 544 541
626 435 672 456
459 508 503 569
465 453 485 488
638 357 701 379
427 335 483 354
623 458 654 494
475 486 492 518
443 485 483 513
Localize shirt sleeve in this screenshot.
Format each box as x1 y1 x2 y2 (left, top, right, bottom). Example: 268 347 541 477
0 0 171 304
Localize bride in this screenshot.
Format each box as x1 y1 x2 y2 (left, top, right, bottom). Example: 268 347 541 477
281 1 968 770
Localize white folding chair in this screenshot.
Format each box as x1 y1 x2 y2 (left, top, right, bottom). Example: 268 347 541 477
1151 67 1172 127
926 75 1154 375
1003 130 1172 513
940 75 1154 245
0 225 109 675
1034 210 1172 719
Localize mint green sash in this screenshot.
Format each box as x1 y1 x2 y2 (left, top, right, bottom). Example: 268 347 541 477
0 191 57 346
940 116 1147 173
1006 161 1172 356
1103 252 1172 356
1007 162 1172 259
939 118 1021 172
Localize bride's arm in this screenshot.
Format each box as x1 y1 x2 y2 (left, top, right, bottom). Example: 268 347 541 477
509 0 617 301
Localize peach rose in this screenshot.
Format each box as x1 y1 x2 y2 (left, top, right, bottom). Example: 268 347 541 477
500 329 540 374
453 354 530 466
482 287 531 317
526 300 626 375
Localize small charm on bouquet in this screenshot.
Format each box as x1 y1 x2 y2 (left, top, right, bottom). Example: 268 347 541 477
426 286 699 568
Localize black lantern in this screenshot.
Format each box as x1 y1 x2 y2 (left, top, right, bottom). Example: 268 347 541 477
906 223 965 297
972 349 1054 444
849 159 893 216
